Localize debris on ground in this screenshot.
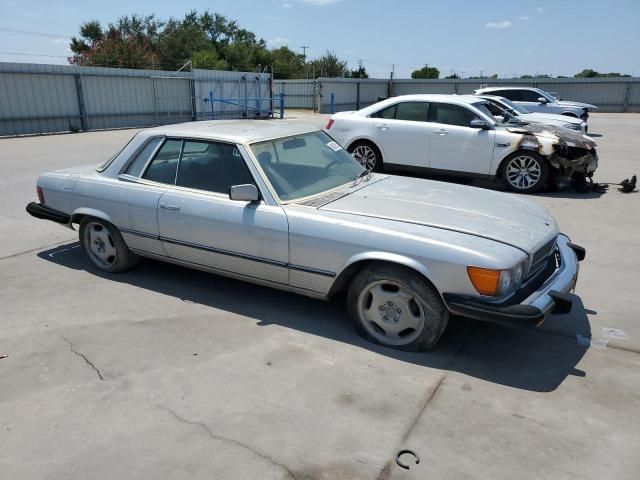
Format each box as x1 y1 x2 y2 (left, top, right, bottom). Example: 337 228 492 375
618 175 637 193
0 354 8 360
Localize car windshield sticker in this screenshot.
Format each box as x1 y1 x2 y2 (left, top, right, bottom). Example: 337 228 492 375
327 141 342 152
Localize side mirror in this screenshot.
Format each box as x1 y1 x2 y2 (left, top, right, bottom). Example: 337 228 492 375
538 97 548 104
470 119 492 130
229 184 260 202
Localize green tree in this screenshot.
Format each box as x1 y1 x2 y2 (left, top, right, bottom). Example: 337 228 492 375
411 64 440 79
270 46 305 79
346 61 369 78
444 73 460 79
309 51 348 78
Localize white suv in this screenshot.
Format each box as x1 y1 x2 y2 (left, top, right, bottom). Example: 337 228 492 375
473 87 596 127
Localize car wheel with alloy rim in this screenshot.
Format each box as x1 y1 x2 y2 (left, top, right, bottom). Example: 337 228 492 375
348 141 383 172
347 264 448 351
501 151 549 193
79 217 140 273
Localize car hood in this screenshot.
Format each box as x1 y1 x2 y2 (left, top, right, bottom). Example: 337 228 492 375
320 176 557 253
521 112 583 125
504 123 596 148
556 100 598 110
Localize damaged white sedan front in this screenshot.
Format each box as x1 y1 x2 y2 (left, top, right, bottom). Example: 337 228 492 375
326 94 598 193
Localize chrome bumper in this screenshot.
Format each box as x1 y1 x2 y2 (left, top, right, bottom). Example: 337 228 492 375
443 234 583 327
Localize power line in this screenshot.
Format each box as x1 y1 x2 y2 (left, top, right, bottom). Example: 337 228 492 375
0 50 69 58
0 27 70 39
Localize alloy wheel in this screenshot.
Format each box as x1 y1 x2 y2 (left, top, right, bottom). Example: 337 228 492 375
505 155 542 190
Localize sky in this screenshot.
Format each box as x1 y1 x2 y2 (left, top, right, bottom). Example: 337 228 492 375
0 0 638 78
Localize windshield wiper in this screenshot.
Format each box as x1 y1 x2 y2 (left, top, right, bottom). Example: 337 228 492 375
351 167 372 187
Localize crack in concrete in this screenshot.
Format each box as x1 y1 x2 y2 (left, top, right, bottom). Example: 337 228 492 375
61 335 105 380
376 374 446 480
162 407 296 480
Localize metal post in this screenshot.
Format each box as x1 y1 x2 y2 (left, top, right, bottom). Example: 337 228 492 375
243 76 249 118
623 80 632 113
356 82 361 110
256 76 261 117
330 93 335 114
73 74 87 131
269 68 274 118
209 91 215 120
279 93 285 119
190 79 197 121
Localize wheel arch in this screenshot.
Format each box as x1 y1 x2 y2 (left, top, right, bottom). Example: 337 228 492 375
496 148 549 179
328 252 439 298
346 137 385 159
560 111 580 118
71 208 114 228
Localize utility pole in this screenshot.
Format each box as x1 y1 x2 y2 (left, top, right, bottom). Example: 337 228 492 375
300 46 309 63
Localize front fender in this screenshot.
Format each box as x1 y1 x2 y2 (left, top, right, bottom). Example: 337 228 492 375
330 251 437 297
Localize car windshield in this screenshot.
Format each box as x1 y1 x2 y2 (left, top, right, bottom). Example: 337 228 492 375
496 97 530 114
250 131 365 202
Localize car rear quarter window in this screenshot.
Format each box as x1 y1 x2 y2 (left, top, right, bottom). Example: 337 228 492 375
371 105 396 119
124 137 163 177
175 141 254 194
430 103 480 127
394 102 429 122
493 90 520 101
143 139 182 184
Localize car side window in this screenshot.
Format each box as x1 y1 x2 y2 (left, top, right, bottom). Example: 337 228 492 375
124 137 164 177
142 139 182 184
519 89 543 102
371 105 396 119
175 141 255 194
430 103 480 127
394 102 429 122
495 90 520 101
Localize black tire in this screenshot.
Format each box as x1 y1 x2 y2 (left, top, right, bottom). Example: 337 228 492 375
79 217 140 273
500 151 549 193
347 264 448 351
347 141 384 172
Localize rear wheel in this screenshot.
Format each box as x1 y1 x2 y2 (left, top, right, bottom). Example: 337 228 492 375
347 264 448 351
500 151 549 193
348 141 384 172
79 217 140 273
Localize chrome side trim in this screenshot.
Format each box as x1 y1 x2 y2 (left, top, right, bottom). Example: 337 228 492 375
119 227 336 278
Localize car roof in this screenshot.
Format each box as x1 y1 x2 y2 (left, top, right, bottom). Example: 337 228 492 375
362 94 486 112
141 120 320 144
476 86 540 92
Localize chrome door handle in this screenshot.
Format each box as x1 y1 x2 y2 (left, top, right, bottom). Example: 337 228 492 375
434 129 448 135
159 203 180 211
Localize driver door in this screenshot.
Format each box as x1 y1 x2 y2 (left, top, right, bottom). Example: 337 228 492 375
155 140 290 286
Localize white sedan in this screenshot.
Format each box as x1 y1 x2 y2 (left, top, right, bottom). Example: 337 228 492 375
326 94 598 193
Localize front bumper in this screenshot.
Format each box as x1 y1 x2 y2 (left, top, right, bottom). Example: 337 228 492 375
26 202 71 224
443 235 584 327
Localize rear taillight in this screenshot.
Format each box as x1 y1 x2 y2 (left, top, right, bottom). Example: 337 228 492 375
36 186 44 204
325 119 334 130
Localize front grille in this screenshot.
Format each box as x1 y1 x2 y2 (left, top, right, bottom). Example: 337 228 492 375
528 236 557 279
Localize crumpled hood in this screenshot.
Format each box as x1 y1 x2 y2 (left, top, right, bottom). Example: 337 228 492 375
557 100 598 110
320 176 558 253
505 123 597 149
521 112 583 125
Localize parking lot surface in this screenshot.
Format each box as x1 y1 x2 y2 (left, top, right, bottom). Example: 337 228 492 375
1 113 639 479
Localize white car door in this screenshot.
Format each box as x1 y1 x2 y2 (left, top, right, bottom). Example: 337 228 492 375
427 102 495 175
154 140 290 286
369 101 431 168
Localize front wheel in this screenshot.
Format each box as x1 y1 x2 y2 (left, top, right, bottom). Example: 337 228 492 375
347 264 448 351
500 151 549 193
348 141 383 172
79 217 140 273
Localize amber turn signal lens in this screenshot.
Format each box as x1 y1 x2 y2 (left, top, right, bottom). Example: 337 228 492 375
467 266 501 296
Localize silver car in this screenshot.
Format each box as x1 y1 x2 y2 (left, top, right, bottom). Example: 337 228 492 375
27 121 585 351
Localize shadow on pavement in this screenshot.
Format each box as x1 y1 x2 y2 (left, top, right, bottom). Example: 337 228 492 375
39 243 591 393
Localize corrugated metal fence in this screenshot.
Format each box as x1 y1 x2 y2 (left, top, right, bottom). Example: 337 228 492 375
275 77 640 114
2 61 639 136
0 62 275 136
